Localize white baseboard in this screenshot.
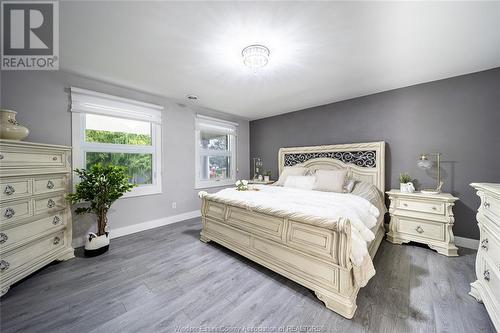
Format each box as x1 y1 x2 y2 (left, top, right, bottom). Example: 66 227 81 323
72 210 201 248
455 236 479 250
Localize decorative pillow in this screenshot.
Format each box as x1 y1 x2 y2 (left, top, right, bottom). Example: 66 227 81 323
343 178 356 193
351 181 387 215
313 169 348 193
283 175 316 190
275 166 308 186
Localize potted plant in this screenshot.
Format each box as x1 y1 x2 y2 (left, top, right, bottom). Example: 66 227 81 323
264 170 272 182
399 173 415 193
67 164 135 256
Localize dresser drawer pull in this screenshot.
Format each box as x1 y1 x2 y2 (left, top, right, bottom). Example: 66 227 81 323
3 185 15 196
52 156 58 161
46 180 55 189
484 269 490 282
484 202 490 209
47 199 56 208
3 208 15 219
403 203 408 207
415 226 424 234
0 154 4 160
432 206 437 211
0 233 8 244
53 236 61 245
0 260 10 271
52 216 61 225
481 238 489 251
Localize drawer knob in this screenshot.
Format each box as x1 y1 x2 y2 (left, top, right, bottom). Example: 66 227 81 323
47 199 56 208
0 154 3 160
484 269 490 282
432 206 437 210
403 203 408 207
484 202 490 209
481 238 489 251
0 260 9 271
4 185 15 196
53 236 61 245
415 226 424 234
52 156 58 161
3 208 15 219
52 216 61 225
0 233 8 244
46 180 55 189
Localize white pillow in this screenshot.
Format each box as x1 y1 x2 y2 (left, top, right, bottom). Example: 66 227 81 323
283 175 316 190
275 166 308 186
313 169 348 193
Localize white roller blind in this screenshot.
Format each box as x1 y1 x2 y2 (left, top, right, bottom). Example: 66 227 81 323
195 114 238 135
70 87 163 124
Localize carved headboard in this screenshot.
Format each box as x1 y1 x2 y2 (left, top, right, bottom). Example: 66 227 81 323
278 141 386 193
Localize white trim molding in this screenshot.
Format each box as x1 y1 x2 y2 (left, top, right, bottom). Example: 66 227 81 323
72 210 201 248
455 236 479 249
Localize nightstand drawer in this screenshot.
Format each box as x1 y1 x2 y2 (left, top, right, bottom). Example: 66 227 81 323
482 194 500 226
0 178 31 201
397 198 444 215
396 217 445 242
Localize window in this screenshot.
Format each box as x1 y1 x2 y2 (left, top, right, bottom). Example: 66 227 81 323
71 87 162 197
195 115 238 189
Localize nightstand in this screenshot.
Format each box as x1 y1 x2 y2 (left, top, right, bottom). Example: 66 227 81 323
248 180 274 185
386 190 459 256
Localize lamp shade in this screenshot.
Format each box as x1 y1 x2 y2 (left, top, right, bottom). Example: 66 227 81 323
417 158 433 169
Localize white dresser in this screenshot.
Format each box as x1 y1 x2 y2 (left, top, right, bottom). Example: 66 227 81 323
0 140 74 296
470 183 500 331
386 190 459 256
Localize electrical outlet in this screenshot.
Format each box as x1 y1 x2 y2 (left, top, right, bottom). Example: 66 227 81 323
172 202 177 209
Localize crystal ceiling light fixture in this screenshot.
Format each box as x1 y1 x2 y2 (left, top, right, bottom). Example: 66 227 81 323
242 44 270 71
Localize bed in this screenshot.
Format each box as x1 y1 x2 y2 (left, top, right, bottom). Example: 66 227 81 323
199 141 386 318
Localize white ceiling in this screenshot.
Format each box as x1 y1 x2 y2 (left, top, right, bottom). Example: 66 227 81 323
61 1 500 120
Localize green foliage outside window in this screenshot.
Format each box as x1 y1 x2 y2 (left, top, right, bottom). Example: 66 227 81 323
85 130 153 185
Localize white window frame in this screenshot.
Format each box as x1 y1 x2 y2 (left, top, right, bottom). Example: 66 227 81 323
195 114 238 189
70 87 163 198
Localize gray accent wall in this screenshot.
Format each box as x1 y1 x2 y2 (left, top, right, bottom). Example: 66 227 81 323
1 70 250 245
250 68 500 240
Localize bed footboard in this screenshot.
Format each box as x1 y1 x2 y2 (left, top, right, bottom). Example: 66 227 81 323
200 198 367 318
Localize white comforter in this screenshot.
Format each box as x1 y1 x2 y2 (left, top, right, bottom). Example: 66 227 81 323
199 185 380 267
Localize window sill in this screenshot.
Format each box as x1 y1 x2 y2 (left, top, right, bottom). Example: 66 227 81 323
121 185 162 198
195 180 235 190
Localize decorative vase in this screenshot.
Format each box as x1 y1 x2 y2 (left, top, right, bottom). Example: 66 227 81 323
84 232 110 257
264 176 270 182
400 182 415 193
0 109 29 140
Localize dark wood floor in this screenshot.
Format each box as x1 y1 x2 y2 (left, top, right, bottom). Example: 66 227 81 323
0 218 494 333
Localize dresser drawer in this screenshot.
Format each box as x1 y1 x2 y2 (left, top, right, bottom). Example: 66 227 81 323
0 178 31 201
0 199 31 224
480 257 500 301
34 194 66 214
0 213 65 252
482 194 500 227
0 231 65 279
0 150 64 168
396 198 445 215
480 226 500 268
396 216 445 241
34 175 67 195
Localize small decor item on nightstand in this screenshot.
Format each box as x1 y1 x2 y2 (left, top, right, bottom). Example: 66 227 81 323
0 109 30 141
264 170 272 182
67 164 135 256
399 173 415 193
417 152 444 194
235 179 249 191
252 157 263 180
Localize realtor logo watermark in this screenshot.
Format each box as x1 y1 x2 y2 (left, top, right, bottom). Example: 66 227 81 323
1 1 59 70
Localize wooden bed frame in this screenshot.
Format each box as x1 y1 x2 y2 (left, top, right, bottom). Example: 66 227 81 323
200 141 386 318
